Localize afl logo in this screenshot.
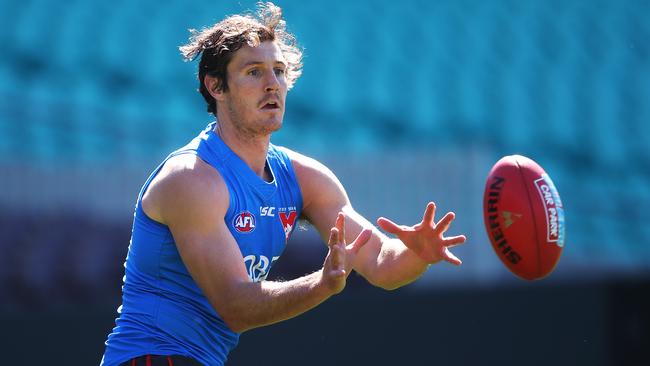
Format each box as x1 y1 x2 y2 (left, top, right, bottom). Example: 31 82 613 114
233 211 256 233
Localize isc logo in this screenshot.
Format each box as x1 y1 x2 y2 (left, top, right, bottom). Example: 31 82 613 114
233 211 256 233
260 206 275 217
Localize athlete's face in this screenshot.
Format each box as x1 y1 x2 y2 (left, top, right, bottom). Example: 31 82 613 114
220 41 288 136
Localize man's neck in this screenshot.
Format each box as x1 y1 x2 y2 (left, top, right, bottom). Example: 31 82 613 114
213 119 271 180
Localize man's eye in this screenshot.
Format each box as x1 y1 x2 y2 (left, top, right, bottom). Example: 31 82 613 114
274 68 286 76
248 69 260 76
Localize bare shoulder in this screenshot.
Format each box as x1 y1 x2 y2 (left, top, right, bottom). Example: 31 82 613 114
142 153 229 225
280 148 336 184
279 147 349 214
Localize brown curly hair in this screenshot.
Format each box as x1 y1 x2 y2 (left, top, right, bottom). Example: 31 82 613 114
179 2 303 116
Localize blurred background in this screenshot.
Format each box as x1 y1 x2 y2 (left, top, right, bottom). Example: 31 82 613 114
0 0 648 365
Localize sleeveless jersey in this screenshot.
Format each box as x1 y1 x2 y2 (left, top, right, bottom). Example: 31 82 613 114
102 122 303 366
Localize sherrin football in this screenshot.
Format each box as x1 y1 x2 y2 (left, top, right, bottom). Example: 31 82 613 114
483 155 565 280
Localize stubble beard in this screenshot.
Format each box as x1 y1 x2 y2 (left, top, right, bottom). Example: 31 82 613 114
225 96 283 140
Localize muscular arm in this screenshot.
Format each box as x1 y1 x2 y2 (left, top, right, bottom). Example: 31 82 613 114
341 209 432 290
287 150 466 290
141 155 367 333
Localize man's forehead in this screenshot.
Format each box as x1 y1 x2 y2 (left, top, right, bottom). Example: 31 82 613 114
231 41 286 66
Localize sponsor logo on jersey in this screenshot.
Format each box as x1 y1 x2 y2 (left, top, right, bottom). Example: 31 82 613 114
260 206 275 217
233 211 256 233
279 210 297 241
534 174 565 247
243 254 280 282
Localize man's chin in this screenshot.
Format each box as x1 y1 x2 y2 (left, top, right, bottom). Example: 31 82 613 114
258 117 283 135
269 120 283 133
264 114 284 130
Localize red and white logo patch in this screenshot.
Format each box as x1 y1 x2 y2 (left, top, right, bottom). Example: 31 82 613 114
279 210 297 241
534 174 565 247
233 211 256 233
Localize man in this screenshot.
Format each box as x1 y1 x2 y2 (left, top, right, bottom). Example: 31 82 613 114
101 3 466 365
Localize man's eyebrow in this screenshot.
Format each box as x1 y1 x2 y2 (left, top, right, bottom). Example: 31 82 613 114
241 60 287 68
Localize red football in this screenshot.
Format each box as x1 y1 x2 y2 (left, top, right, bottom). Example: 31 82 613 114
483 155 565 280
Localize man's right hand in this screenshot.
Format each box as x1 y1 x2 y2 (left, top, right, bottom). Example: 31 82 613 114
320 213 371 294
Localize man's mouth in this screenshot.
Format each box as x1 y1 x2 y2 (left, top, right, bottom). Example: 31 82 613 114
260 100 281 110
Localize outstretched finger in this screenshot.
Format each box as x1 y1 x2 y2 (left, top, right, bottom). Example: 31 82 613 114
328 227 342 268
443 235 467 248
442 247 462 266
328 226 339 247
377 217 408 234
335 212 345 245
435 212 456 234
346 228 372 254
422 202 436 227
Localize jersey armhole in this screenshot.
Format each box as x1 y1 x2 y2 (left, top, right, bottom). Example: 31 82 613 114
271 146 304 215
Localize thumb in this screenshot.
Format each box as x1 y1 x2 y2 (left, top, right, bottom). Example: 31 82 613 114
442 247 462 266
376 217 405 235
346 228 372 254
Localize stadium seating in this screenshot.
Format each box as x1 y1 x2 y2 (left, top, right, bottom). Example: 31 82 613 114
0 0 648 306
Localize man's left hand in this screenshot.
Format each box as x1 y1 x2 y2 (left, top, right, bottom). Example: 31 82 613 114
376 202 467 265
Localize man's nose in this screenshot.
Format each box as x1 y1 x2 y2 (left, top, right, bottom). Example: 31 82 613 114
265 72 280 92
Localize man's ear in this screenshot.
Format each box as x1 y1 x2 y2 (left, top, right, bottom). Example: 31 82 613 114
204 75 225 102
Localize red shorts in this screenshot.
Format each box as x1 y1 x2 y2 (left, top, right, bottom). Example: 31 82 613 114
119 355 202 366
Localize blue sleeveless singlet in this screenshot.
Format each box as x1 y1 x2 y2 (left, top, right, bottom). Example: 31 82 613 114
102 122 303 366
